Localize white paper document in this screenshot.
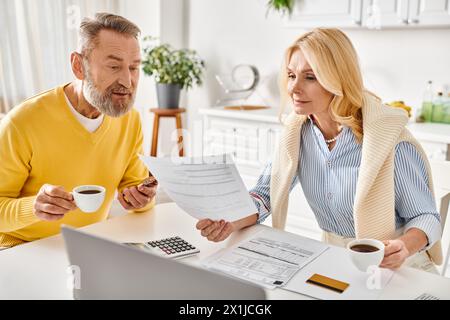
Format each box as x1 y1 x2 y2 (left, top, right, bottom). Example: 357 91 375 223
283 246 395 300
202 228 329 289
139 154 257 221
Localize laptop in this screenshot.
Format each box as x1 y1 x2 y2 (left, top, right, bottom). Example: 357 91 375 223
61 226 266 300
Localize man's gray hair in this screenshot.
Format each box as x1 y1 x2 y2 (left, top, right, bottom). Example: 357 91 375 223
78 12 141 57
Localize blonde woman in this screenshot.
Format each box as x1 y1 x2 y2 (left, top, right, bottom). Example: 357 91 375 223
197 28 442 272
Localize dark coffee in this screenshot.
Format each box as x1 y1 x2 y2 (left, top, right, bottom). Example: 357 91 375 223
350 244 379 253
79 190 101 195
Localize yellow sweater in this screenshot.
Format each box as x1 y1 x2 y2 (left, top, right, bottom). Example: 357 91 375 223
0 85 154 247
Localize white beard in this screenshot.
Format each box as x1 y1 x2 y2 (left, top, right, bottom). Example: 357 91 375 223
82 62 135 118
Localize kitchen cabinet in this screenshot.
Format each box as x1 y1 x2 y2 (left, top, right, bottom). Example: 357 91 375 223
199 108 282 180
407 122 450 160
362 0 450 28
407 0 450 27
285 0 450 29
285 0 363 28
361 0 409 28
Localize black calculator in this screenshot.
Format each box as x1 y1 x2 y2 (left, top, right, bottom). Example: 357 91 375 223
124 236 200 259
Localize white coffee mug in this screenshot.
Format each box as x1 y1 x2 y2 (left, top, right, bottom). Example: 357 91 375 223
347 239 385 272
72 185 106 213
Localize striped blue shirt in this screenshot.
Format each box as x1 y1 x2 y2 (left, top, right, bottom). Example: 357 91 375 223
249 118 441 249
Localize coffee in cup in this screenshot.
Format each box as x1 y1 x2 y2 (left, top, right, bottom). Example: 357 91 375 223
72 185 106 213
347 239 385 272
349 244 380 253
78 190 102 195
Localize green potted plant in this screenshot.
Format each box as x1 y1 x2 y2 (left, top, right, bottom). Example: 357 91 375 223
266 0 294 16
141 36 205 109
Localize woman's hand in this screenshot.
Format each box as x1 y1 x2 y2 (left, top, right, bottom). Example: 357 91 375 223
380 228 428 270
380 239 410 269
196 213 259 242
196 219 235 242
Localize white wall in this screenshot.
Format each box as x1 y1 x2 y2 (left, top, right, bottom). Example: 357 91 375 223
119 0 160 156
120 0 186 156
185 0 450 135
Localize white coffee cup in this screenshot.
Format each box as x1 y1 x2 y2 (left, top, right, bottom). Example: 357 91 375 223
72 185 106 213
347 239 385 272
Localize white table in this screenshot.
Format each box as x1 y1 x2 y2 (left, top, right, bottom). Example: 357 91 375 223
1 203 449 300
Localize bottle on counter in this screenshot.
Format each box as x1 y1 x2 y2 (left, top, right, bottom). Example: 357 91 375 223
420 80 434 122
431 92 445 123
444 93 450 124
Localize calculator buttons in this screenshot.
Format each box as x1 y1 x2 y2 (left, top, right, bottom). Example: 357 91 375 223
142 236 199 259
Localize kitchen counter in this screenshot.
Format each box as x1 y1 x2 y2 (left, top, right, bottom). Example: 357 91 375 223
199 107 281 123
407 122 450 144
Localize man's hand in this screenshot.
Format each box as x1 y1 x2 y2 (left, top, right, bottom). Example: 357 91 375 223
118 178 158 210
33 184 77 221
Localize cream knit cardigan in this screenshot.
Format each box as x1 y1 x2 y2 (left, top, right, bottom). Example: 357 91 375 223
270 94 443 265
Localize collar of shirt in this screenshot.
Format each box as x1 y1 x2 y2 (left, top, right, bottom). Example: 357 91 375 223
64 92 104 133
305 117 354 160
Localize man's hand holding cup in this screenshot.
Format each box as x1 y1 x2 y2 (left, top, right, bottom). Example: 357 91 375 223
33 184 77 221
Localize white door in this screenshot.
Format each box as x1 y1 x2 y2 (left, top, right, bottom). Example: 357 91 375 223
408 0 450 26
362 0 409 28
285 0 363 28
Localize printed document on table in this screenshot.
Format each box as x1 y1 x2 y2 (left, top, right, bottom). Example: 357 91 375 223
139 154 257 221
202 228 329 289
283 245 395 300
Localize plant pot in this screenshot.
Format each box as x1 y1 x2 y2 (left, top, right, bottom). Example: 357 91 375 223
156 83 181 109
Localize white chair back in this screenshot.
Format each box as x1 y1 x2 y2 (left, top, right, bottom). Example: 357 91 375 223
429 160 450 276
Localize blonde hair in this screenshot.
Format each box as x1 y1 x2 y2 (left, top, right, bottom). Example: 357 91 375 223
78 13 141 58
279 28 379 143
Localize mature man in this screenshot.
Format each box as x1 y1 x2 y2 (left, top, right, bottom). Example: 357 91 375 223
0 13 157 248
